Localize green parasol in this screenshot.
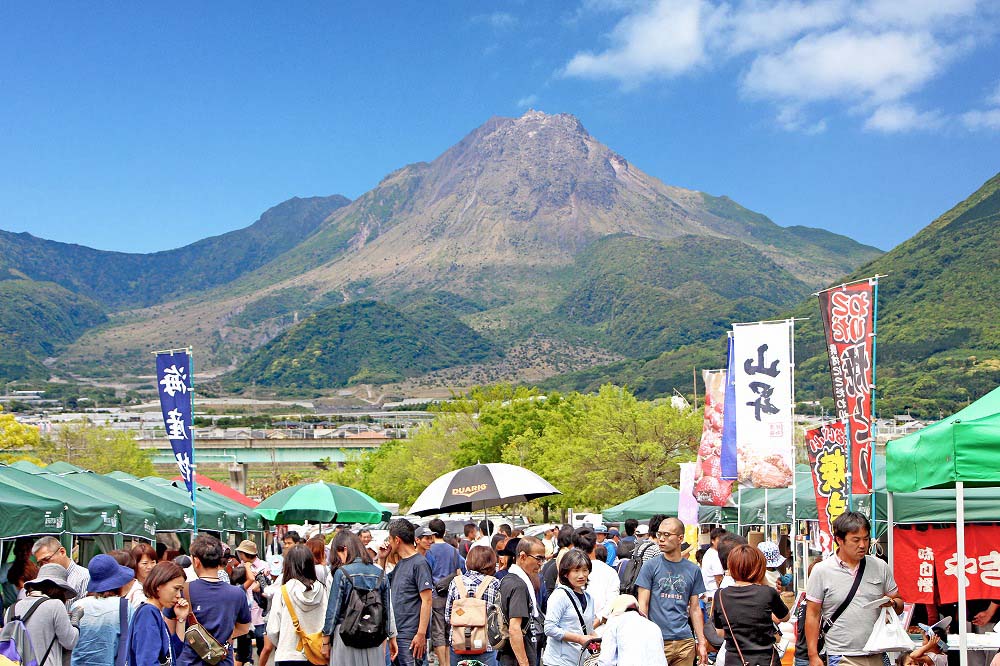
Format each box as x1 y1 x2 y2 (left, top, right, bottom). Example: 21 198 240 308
255 481 387 524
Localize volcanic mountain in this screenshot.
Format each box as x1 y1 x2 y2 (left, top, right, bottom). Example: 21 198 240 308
7 111 881 387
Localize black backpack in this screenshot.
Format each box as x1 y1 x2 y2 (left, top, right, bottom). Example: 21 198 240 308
339 570 388 649
618 541 654 595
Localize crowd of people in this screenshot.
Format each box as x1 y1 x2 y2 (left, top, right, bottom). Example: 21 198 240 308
0 511 986 666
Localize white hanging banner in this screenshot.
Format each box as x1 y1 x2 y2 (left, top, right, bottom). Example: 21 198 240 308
732 320 794 488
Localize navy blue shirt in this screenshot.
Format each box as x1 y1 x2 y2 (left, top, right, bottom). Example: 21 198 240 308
426 542 466 585
174 579 251 666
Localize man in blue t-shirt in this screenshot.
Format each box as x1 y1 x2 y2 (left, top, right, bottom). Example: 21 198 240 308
173 535 252 666
636 517 707 666
425 518 466 666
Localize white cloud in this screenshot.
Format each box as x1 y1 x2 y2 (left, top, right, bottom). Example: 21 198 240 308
988 81 1000 106
864 103 943 132
516 94 539 108
710 0 846 54
776 106 828 133
563 0 706 84
962 108 1000 130
852 0 979 28
742 29 946 104
563 0 991 133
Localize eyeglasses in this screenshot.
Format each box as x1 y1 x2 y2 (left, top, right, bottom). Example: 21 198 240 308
35 550 56 566
656 532 684 539
526 554 546 563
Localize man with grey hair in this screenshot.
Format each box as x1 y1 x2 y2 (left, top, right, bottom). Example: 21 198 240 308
31 537 89 603
805 511 903 666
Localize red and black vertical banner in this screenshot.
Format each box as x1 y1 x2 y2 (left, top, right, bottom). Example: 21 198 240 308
817 280 875 494
805 421 849 555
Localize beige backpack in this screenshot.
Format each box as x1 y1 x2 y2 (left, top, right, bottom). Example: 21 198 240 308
449 574 495 655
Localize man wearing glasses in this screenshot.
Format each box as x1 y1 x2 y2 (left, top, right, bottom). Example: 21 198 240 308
636 517 708 666
31 536 90 603
498 537 546 666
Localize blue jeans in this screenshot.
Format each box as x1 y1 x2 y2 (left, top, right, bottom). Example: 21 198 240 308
393 638 428 666
450 649 498 666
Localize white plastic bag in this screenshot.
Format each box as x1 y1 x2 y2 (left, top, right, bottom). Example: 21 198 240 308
863 607 914 653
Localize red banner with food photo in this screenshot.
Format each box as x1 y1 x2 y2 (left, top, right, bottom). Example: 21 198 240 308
694 369 735 506
805 422 848 555
818 280 876 494
894 525 1000 604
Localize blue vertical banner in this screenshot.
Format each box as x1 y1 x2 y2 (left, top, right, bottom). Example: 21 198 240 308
721 332 738 480
155 350 195 503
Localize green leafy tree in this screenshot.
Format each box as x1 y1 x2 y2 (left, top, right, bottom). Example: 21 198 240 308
35 422 154 476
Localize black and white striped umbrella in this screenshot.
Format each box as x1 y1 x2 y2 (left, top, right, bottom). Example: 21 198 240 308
409 463 561 516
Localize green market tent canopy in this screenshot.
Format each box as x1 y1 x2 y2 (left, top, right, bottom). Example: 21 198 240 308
0 481 66 537
110 473 227 533
0 465 136 536
602 485 679 521
887 385 1000 493
53 469 187 533
255 481 385 525
144 477 265 533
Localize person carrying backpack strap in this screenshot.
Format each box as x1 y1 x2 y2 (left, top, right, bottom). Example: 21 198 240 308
445 546 502 664
8 563 82 666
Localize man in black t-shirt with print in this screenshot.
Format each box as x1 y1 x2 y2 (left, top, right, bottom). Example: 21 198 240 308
498 536 546 666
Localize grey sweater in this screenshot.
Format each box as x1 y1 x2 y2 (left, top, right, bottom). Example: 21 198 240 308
12 594 79 666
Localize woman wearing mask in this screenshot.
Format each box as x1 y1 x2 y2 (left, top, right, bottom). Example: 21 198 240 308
543 549 599 666
265 544 328 665
126 561 189 666
712 545 789 666
323 531 398 666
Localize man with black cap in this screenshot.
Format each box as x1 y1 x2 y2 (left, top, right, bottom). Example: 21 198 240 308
10 562 81 666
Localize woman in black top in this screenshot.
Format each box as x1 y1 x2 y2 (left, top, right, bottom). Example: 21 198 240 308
712 545 790 666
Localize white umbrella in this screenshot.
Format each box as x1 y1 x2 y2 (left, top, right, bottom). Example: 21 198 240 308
409 462 560 517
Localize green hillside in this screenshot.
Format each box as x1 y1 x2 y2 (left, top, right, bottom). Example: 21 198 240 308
546 172 1000 417
0 278 107 380
0 195 348 309
550 234 811 356
227 299 500 389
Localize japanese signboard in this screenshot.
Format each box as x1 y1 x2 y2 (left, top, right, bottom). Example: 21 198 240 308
155 351 195 500
894 525 1000 604
818 280 876 494
805 421 849 554
732 320 794 488
694 370 735 506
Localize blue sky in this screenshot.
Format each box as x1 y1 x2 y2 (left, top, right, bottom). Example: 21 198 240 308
1 1 998 253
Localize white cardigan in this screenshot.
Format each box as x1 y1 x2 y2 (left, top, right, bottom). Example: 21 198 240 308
265 578 328 662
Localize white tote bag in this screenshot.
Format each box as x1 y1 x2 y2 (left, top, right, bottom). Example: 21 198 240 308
863 607 914 653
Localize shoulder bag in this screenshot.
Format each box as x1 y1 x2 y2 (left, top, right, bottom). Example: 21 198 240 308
559 588 600 666
182 582 229 665
280 585 326 665
818 556 866 653
718 586 780 666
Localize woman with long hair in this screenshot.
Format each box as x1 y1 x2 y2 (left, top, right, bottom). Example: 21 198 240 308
266 544 328 665
323 530 398 665
543 549 599 666
444 544 501 666
126 561 189 666
712 544 790 666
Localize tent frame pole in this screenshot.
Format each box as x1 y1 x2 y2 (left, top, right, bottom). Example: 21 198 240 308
958 481 968 666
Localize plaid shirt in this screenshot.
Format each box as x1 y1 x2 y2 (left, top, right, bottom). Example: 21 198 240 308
445 571 501 649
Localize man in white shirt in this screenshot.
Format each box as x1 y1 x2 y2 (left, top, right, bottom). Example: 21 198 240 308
572 527 619 625
701 528 726 593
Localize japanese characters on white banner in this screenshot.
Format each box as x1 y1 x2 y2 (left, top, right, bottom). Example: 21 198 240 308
155 351 195 500
732 320 794 488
